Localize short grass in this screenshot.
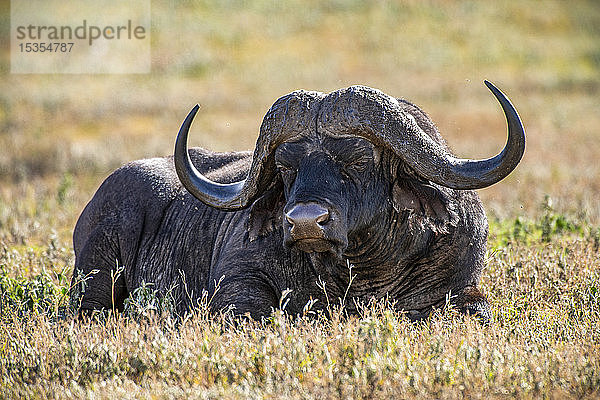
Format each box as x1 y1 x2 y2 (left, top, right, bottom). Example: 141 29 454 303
1 0 600 398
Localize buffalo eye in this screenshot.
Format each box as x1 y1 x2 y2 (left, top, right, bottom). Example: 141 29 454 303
277 164 296 183
348 158 370 172
341 157 371 181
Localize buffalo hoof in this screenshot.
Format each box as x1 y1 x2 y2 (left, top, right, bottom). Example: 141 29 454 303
456 286 491 325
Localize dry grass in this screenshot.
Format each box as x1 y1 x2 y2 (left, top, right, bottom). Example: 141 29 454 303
1 237 599 399
1 0 599 398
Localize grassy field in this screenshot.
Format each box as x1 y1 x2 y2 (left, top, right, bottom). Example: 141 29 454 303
1 0 600 398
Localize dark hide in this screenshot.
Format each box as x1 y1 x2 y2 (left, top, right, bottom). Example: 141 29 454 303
71 96 492 322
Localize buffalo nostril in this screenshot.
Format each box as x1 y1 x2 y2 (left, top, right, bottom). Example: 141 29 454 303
285 203 330 233
315 211 329 226
285 214 295 226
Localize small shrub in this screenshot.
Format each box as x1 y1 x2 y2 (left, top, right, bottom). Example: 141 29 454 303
489 195 587 247
123 281 177 321
0 268 69 319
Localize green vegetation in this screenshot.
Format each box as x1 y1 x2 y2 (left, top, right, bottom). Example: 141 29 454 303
1 0 599 398
488 195 593 247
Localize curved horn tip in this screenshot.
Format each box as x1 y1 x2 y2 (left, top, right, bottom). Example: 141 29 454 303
186 104 201 121
189 104 200 117
174 103 250 211
483 80 506 98
484 79 497 92
177 104 201 137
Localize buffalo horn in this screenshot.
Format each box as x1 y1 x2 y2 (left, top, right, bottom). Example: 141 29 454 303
318 80 525 190
174 91 325 209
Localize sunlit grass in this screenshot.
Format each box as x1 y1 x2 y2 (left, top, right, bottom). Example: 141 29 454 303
1 238 599 398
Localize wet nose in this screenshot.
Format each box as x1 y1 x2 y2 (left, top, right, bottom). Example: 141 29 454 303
285 203 330 237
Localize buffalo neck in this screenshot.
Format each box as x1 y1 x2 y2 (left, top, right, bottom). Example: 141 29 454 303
321 205 436 301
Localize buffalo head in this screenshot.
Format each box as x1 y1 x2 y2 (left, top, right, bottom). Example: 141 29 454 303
174 81 525 256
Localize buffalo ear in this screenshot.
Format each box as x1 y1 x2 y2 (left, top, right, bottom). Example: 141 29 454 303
247 179 285 241
392 179 454 226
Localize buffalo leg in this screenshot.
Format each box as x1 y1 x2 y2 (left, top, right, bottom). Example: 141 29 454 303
69 225 128 316
207 275 280 320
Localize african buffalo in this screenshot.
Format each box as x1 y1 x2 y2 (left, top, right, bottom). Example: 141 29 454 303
70 81 525 322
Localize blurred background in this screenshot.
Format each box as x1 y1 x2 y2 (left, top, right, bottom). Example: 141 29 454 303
0 0 599 248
